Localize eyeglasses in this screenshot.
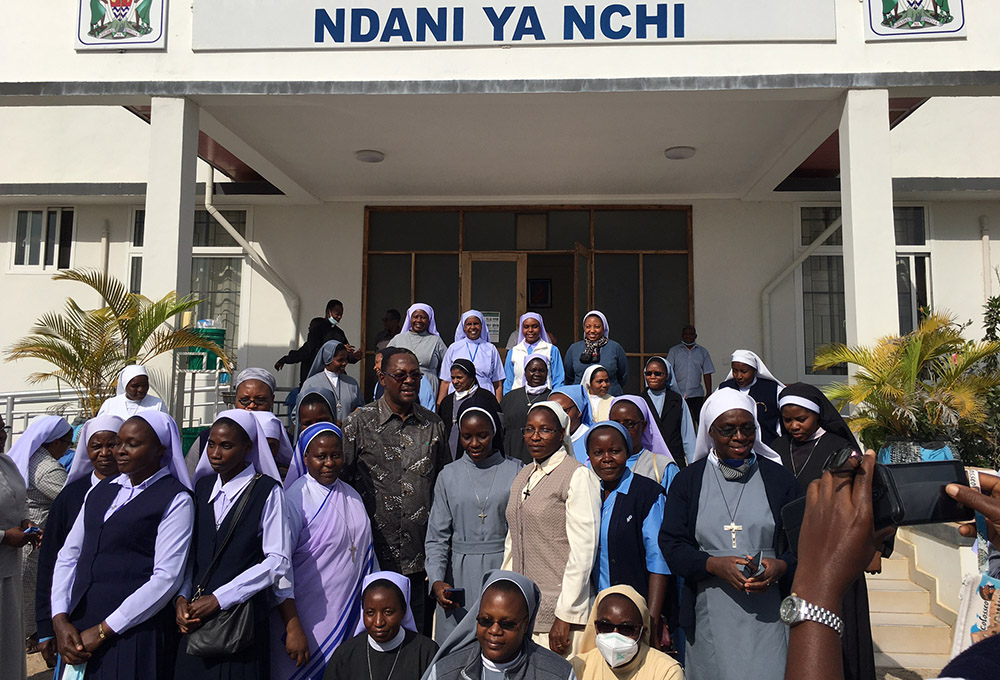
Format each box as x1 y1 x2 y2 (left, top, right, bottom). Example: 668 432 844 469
712 423 756 438
383 371 423 383
237 397 271 407
614 419 644 430
644 370 665 377
594 620 642 637
521 426 559 437
476 615 525 631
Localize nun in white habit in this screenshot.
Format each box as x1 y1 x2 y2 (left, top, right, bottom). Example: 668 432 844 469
387 303 450 402
97 365 167 418
717 350 785 446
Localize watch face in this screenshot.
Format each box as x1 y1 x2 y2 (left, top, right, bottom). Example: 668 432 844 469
779 597 800 624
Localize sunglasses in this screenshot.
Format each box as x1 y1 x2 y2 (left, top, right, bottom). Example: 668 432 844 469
476 615 525 631
644 370 665 377
237 397 271 407
712 423 756 438
594 620 642 637
383 371 423 383
613 419 644 430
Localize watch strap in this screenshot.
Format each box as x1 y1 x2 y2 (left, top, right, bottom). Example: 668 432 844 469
786 594 844 637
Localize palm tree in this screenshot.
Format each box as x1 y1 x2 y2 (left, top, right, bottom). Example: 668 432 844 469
5 268 232 418
813 312 1000 457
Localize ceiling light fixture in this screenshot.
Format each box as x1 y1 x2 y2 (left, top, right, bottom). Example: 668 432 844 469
664 146 696 160
355 149 385 163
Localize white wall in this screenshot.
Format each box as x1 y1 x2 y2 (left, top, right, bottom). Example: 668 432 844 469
3 2 1000 88
892 98 1000 180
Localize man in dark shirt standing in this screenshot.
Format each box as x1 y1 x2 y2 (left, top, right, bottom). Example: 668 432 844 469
342 347 449 635
274 298 363 386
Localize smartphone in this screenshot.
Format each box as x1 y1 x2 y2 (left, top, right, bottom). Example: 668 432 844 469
886 460 974 526
782 460 973 553
742 550 763 578
444 588 465 608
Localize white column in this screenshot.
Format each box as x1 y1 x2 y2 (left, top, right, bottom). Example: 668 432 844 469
142 97 198 298
141 97 199 415
839 89 898 347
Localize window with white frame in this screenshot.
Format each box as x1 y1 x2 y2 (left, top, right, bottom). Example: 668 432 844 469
130 208 246 358
799 205 931 375
11 208 74 271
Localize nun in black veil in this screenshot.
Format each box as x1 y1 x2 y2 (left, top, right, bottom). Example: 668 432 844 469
771 382 877 680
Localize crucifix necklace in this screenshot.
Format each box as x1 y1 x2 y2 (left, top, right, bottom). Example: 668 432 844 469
465 462 499 524
712 460 749 549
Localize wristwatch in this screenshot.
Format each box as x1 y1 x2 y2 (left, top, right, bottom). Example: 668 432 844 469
779 594 844 637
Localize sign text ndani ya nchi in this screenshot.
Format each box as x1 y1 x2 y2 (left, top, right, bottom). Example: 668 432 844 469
191 0 836 50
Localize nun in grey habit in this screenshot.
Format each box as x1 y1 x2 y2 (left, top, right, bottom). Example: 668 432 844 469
300 340 364 426
387 303 449 402
424 407 523 643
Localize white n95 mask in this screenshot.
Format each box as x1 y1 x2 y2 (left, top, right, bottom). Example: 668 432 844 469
595 631 639 668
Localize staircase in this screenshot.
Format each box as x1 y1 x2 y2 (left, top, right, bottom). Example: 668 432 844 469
866 555 953 673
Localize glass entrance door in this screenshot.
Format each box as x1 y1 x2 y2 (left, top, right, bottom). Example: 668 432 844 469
461 253 527 350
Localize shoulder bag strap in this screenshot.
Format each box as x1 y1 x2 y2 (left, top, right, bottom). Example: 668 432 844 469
192 473 263 600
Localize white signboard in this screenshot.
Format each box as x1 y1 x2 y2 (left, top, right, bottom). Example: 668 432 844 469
77 0 167 49
193 0 836 50
865 0 966 41
482 312 502 342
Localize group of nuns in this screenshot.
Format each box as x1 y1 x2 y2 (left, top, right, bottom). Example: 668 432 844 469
0 306 880 680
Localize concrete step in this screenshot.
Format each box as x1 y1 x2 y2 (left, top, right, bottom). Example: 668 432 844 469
867 556 909 580
871 614 952 655
866 578 931 613
874 651 951 673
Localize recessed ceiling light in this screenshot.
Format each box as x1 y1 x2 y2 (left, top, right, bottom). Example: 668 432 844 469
664 146 696 160
355 149 385 163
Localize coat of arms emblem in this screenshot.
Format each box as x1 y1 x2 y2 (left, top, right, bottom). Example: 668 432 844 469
880 0 954 29
88 0 154 39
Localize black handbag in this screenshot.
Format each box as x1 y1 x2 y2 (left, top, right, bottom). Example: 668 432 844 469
185 474 262 658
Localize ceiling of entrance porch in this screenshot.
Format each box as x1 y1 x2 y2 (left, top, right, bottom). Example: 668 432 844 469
193 91 839 201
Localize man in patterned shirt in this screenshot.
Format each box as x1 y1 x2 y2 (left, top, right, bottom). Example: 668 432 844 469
343 346 450 636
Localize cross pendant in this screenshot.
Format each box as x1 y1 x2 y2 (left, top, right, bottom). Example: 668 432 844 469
724 522 742 549
478 510 488 524
349 543 357 562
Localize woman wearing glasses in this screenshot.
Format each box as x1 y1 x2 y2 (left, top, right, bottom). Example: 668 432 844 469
658 388 800 680
642 357 696 466
421 570 574 680
501 402 600 659
571 585 683 680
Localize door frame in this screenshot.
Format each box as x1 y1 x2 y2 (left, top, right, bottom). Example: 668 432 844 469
460 251 528 322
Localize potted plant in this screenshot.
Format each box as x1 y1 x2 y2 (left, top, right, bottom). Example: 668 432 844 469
5 268 232 418
813 312 1000 465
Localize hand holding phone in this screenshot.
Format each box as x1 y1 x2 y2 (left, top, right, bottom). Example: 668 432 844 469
741 551 763 579
443 588 465 608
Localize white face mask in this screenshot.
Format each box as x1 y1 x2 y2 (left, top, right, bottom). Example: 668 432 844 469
595 631 640 668
328 316 339 327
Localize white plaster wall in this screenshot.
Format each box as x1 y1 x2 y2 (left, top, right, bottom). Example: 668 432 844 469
892 98 1000 179
927 200 1000 337
0 106 223 184
242 202 366 387
690 200 800 384
2 1 1000 86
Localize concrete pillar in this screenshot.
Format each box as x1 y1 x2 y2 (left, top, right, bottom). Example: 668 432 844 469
839 89 898 347
142 97 198 298
141 97 199 414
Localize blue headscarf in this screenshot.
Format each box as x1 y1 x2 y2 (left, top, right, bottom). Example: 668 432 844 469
285 421 344 487
551 384 595 427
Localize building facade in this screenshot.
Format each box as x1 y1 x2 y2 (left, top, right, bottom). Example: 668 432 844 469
2 0 999 407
